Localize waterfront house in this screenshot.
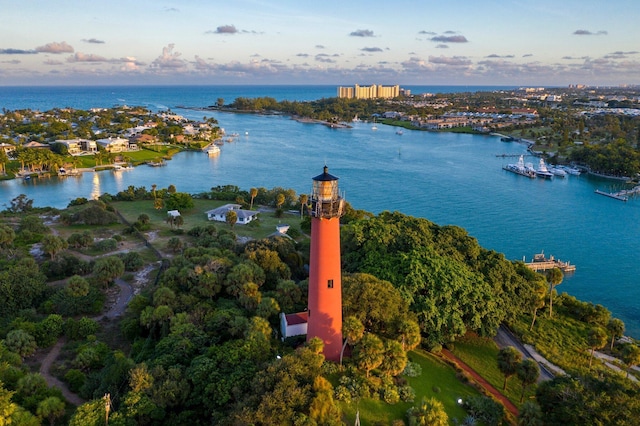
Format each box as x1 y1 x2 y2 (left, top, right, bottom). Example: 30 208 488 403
0 143 16 155
23 141 50 150
96 137 130 153
54 139 83 155
205 204 258 225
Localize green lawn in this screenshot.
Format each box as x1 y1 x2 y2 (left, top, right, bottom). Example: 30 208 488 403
341 349 478 424
110 199 306 244
451 334 534 406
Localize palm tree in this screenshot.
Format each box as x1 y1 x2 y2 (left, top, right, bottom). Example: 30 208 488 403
587 327 608 369
250 187 258 210
0 149 8 175
546 267 563 318
340 316 364 365
299 193 308 218
607 318 625 351
517 359 540 402
497 346 522 390
621 344 640 378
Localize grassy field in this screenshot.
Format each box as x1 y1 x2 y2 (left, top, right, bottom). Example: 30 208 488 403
110 199 306 254
451 334 533 406
341 349 479 424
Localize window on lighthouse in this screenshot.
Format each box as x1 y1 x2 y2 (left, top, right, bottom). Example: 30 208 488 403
327 279 334 289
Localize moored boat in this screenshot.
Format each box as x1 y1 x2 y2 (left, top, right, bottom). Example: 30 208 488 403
535 158 554 179
548 165 566 177
503 155 536 178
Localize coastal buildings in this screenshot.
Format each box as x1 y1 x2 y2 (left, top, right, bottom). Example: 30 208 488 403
337 84 403 99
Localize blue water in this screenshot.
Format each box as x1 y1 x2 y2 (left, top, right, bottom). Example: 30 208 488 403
1 86 638 338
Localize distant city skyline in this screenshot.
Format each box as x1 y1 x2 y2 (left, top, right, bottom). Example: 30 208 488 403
1 0 639 86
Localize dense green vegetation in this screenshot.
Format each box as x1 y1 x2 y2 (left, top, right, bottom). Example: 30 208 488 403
1 184 639 425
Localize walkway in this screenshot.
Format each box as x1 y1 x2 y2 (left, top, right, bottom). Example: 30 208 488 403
441 349 519 418
39 339 86 406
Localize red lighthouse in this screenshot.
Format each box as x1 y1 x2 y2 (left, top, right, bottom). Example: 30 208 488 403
307 166 345 361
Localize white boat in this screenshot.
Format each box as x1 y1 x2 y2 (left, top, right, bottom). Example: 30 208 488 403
396 130 404 135
548 166 566 177
561 165 581 175
372 125 378 131
535 158 554 179
503 155 536 178
205 145 220 156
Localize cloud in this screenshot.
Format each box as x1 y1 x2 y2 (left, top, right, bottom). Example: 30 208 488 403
605 51 639 59
436 44 449 49
210 25 238 34
573 29 608 36
418 30 436 35
296 53 310 57
486 54 514 58
361 47 383 53
522 53 533 57
0 48 37 54
562 55 590 60
151 44 187 69
67 52 108 62
35 41 74 54
315 54 336 63
315 45 325 49
350 29 374 37
165 7 179 12
44 59 64 65
83 38 105 44
428 55 472 66
1 59 21 64
430 35 468 43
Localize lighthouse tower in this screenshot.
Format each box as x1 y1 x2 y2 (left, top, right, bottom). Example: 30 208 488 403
307 166 345 361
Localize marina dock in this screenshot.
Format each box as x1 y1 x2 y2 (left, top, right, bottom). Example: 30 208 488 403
595 189 628 202
524 252 576 273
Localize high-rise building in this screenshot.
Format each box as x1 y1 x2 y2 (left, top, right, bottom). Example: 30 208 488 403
306 166 345 361
337 84 401 99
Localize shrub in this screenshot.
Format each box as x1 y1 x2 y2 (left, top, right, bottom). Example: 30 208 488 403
64 369 86 393
381 385 400 404
399 385 416 403
402 361 422 378
119 251 144 271
68 198 88 207
93 238 117 252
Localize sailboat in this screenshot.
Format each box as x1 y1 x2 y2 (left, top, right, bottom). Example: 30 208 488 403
371 118 377 131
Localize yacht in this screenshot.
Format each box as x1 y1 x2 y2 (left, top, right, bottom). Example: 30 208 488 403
535 158 554 179
548 165 567 177
205 145 221 156
503 155 536 178
561 165 581 175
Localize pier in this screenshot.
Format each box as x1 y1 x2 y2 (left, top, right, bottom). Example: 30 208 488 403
524 252 576 273
595 189 628 202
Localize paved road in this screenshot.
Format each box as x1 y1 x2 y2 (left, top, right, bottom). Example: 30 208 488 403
494 325 556 382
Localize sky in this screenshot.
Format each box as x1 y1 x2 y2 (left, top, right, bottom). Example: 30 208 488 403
1 0 639 86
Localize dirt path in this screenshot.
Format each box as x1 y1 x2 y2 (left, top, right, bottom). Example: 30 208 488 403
39 339 86 406
441 349 519 418
103 278 134 319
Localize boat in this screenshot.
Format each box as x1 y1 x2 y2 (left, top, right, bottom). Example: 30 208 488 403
561 165 581 175
352 115 360 123
548 165 567 177
396 130 404 135
148 160 166 167
503 155 536 178
371 125 378 131
535 158 554 179
205 146 220 156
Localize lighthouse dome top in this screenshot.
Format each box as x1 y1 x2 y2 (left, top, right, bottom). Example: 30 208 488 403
312 165 339 182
